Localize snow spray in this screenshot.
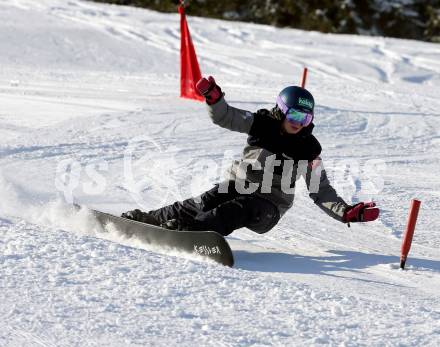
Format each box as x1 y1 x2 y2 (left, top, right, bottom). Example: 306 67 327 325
400 199 421 269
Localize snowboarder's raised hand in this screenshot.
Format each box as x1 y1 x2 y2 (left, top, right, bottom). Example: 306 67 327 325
196 76 223 105
343 202 380 223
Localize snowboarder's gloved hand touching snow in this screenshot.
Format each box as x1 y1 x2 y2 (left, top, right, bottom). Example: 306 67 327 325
343 202 379 224
121 209 161 226
196 76 223 105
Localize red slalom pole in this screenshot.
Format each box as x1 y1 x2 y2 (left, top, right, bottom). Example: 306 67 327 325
300 67 308 88
400 199 421 269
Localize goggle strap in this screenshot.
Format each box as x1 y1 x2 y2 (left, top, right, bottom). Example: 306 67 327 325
276 95 289 114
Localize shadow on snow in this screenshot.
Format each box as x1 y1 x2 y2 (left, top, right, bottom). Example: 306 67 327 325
235 249 440 277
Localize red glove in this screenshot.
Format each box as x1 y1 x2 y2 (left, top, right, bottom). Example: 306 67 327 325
196 76 223 105
343 202 380 223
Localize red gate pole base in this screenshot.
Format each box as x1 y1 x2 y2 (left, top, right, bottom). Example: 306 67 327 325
400 256 407 270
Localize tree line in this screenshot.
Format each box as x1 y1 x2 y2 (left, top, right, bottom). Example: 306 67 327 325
92 0 440 43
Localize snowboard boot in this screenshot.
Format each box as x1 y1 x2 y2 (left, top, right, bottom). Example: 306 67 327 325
160 219 179 230
121 209 161 226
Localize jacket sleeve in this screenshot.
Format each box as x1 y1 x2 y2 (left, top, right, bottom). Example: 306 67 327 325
304 159 349 222
207 96 254 134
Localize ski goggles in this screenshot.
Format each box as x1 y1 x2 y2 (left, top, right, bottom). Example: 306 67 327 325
276 95 314 127
285 109 314 127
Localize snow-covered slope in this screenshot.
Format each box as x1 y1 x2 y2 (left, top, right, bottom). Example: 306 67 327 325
1 1 440 346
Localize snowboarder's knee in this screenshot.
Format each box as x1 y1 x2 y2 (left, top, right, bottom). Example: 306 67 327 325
244 197 280 234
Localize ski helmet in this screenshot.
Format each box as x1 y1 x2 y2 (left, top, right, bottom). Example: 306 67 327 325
276 86 315 126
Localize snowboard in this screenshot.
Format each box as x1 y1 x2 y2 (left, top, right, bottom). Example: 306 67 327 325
75 205 234 267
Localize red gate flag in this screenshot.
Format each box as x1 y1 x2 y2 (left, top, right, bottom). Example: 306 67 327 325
179 5 204 101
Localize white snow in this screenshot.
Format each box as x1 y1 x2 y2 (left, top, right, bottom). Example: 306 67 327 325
1 0 440 346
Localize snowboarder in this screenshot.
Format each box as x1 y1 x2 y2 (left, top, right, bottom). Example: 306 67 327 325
121 76 380 235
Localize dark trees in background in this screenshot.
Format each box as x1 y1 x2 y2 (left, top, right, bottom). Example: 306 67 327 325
92 0 440 43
